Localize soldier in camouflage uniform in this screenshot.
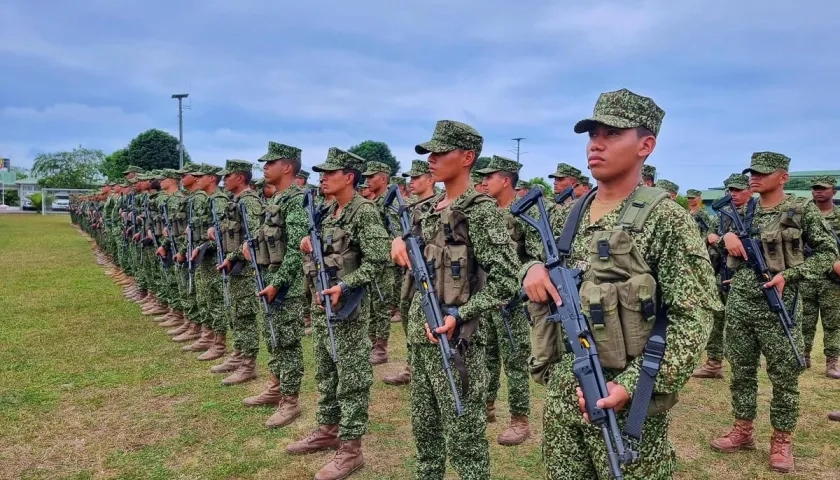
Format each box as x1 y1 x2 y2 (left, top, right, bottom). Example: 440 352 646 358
548 162 581 203
391 121 520 479
574 174 591 198
295 169 310 188
138 171 171 318
476 155 534 446
240 142 309 430
655 179 679 200
801 175 840 377
515 180 530 198
391 176 408 201
710 152 838 473
522 88 722 479
686 189 713 237
154 169 187 329
170 164 205 344
471 171 487 194
286 147 390 480
642 164 657 187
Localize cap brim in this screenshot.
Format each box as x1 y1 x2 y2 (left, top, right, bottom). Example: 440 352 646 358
217 170 230 176
312 162 342 173
414 140 456 155
742 165 776 175
548 173 572 179
573 115 638 134
475 168 499 175
812 182 834 188
726 185 749 190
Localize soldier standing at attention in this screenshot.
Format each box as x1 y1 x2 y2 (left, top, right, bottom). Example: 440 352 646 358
286 148 390 480
241 143 309 429
295 169 311 188
710 153 838 473
471 172 487 194
655 179 679 200
170 164 204 343
515 180 530 198
642 164 657 187
392 121 520 479
522 88 721 479
155 169 187 329
548 163 581 204
574 175 591 198
686 189 713 237
477 155 534 446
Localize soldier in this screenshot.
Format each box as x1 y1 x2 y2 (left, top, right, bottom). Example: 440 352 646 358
642 164 657 187
515 180 530 198
241 142 309 430
548 163 581 205
154 169 187 328
214 160 264 385
359 180 374 200
477 155 534 446
286 147 390 480
686 189 713 237
574 174 590 198
295 169 311 188
255 177 276 202
710 152 838 473
801 175 840 375
655 179 679 200
139 171 170 317
522 88 721 479
471 171 487 194
391 176 408 199
170 164 205 344
391 121 520 479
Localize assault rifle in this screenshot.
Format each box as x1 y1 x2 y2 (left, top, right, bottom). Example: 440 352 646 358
186 198 195 294
511 187 637 479
159 202 183 287
209 197 230 308
145 197 167 282
383 185 464 416
499 296 519 351
712 195 806 368
239 201 279 349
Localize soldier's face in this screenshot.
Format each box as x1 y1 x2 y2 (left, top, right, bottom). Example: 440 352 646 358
428 149 474 183
320 170 352 195
553 176 575 193
587 124 655 183
688 197 702 208
294 177 306 187
574 184 587 197
749 170 788 194
409 174 432 194
263 184 276 198
812 186 835 203
728 187 752 207
482 172 508 198
263 160 284 183
181 175 195 188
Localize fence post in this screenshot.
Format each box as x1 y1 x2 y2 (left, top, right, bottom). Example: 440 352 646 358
41 189 46 215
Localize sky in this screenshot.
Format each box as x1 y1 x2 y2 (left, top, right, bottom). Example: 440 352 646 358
1 0 838 191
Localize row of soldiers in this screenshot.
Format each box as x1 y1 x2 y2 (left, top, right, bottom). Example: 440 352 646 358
71 87 840 480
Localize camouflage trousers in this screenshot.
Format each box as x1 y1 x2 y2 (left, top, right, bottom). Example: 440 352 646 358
801 277 840 358
705 287 728 361
177 262 200 323
229 267 260 357
136 245 156 291
159 261 181 311
486 308 531 416
725 284 805 432
195 258 227 333
261 296 305 395
411 340 489 480
367 265 396 341
313 295 372 440
542 355 676 479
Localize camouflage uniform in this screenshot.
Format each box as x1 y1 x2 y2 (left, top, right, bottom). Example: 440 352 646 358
687 189 713 237
195 181 229 335
548 163 581 206
156 170 184 313
410 122 520 479
525 89 722 479
175 165 205 331
655 179 679 197
642 164 657 185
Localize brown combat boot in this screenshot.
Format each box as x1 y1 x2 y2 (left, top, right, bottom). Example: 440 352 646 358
769 430 794 473
314 438 365 480
159 313 182 328
286 424 341 455
153 309 172 322
710 419 755 452
167 321 190 336
172 322 201 342
370 338 388 365
143 303 168 316
390 306 401 323
243 374 283 407
266 395 302 428
197 333 227 361
828 411 840 422
383 365 411 386
825 357 840 379
210 351 243 374
486 401 496 423
221 355 257 386
805 354 812 369
497 415 531 446
692 359 724 379
182 327 214 352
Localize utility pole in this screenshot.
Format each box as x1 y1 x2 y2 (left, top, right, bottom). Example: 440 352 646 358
510 137 526 162
171 93 189 169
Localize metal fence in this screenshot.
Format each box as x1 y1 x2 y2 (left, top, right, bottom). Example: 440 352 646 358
39 188 95 215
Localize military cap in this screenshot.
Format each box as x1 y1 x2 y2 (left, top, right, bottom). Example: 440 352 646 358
743 152 791 175
159 169 180 180
655 179 679 194
362 161 392 177
515 180 530 190
574 88 665 136
391 176 406 186
254 177 266 188
313 147 368 172
122 165 144 175
358 180 369 189
402 159 431 177
578 174 590 185
475 155 522 175
471 172 485 184
177 163 202 175
415 120 483 157
548 163 582 179
218 159 253 176
135 173 153 181
685 189 702 198
723 173 749 190
258 141 302 163
127 177 139 184
642 164 657 180
811 175 837 188
296 170 310 180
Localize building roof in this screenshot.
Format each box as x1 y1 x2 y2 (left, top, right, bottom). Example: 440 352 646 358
788 170 840 178
702 189 840 201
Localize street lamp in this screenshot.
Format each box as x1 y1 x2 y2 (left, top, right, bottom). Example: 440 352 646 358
171 93 189 169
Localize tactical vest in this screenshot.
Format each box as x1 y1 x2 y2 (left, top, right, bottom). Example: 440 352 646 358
174 195 190 237
726 196 807 274
220 190 261 254
256 188 304 266
151 195 164 237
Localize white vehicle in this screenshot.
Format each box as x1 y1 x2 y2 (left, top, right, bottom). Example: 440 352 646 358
22 197 34 210
52 194 70 211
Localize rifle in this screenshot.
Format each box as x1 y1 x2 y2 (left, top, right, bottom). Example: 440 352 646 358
716 213 733 293
239 201 279 349
145 196 168 282
499 296 519 351
383 185 465 416
695 214 709 234
712 195 805 368
186 197 195 294
160 202 183 287
511 187 637 479
209 197 230 308
303 189 367 363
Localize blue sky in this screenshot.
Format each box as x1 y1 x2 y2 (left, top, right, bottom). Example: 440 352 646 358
1 0 837 191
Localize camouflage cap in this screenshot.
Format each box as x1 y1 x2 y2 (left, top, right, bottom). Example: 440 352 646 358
296 170 310 180
471 171 485 184
254 177 266 188
743 152 791 175
515 180 530 190
548 163 582 179
135 173 153 181
685 189 702 198
362 161 392 177
313 147 368 172
127 177 139 184
578 174 590 185
159 168 181 180
402 159 431 177
415 120 483 157
122 165 144 175
194 163 221 176
655 179 679 194
574 88 665 136
642 164 657 180
723 173 749 190
390 176 406 186
218 159 253 176
149 169 165 180
358 180 370 189
258 141 302 163
811 175 837 188
475 155 522 175
177 163 202 175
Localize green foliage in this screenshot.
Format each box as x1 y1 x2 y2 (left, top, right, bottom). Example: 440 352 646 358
785 177 814 190
100 148 129 182
124 129 191 172
28 192 55 211
9 166 29 180
2 189 20 206
32 146 104 189
526 177 551 196
675 195 689 209
473 156 492 172
348 140 399 176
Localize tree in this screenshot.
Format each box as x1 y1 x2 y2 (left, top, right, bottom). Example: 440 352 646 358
785 178 813 190
124 129 191 172
348 141 398 175
8 166 29 180
527 177 551 196
1 190 19 206
100 148 129 182
32 146 104 189
472 156 492 172
675 195 689 210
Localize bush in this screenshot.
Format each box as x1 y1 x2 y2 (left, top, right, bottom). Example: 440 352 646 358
29 192 55 212
1 190 19 206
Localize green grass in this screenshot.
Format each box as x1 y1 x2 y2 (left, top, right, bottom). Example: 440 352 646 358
1 214 838 479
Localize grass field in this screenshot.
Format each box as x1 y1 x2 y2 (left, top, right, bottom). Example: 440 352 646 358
1 214 838 480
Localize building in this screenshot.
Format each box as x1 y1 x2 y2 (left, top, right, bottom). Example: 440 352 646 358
15 179 39 199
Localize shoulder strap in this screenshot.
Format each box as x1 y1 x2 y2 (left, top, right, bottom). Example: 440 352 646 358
743 197 757 232
615 186 669 232
556 188 597 259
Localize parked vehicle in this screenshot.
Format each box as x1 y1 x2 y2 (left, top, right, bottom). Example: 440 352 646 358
52 194 70 211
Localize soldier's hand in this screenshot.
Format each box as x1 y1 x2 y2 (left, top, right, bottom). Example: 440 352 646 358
833 260 840 276
576 382 630 422
207 227 215 241
242 244 252 262
391 238 409 268
523 264 562 305
217 258 231 273
163 227 169 238
707 233 720 245
176 253 185 263
258 285 278 303
190 248 199 262
321 285 342 307
764 273 786 297
132 232 141 241
425 315 458 344
723 232 747 260
156 246 166 257
300 236 313 254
